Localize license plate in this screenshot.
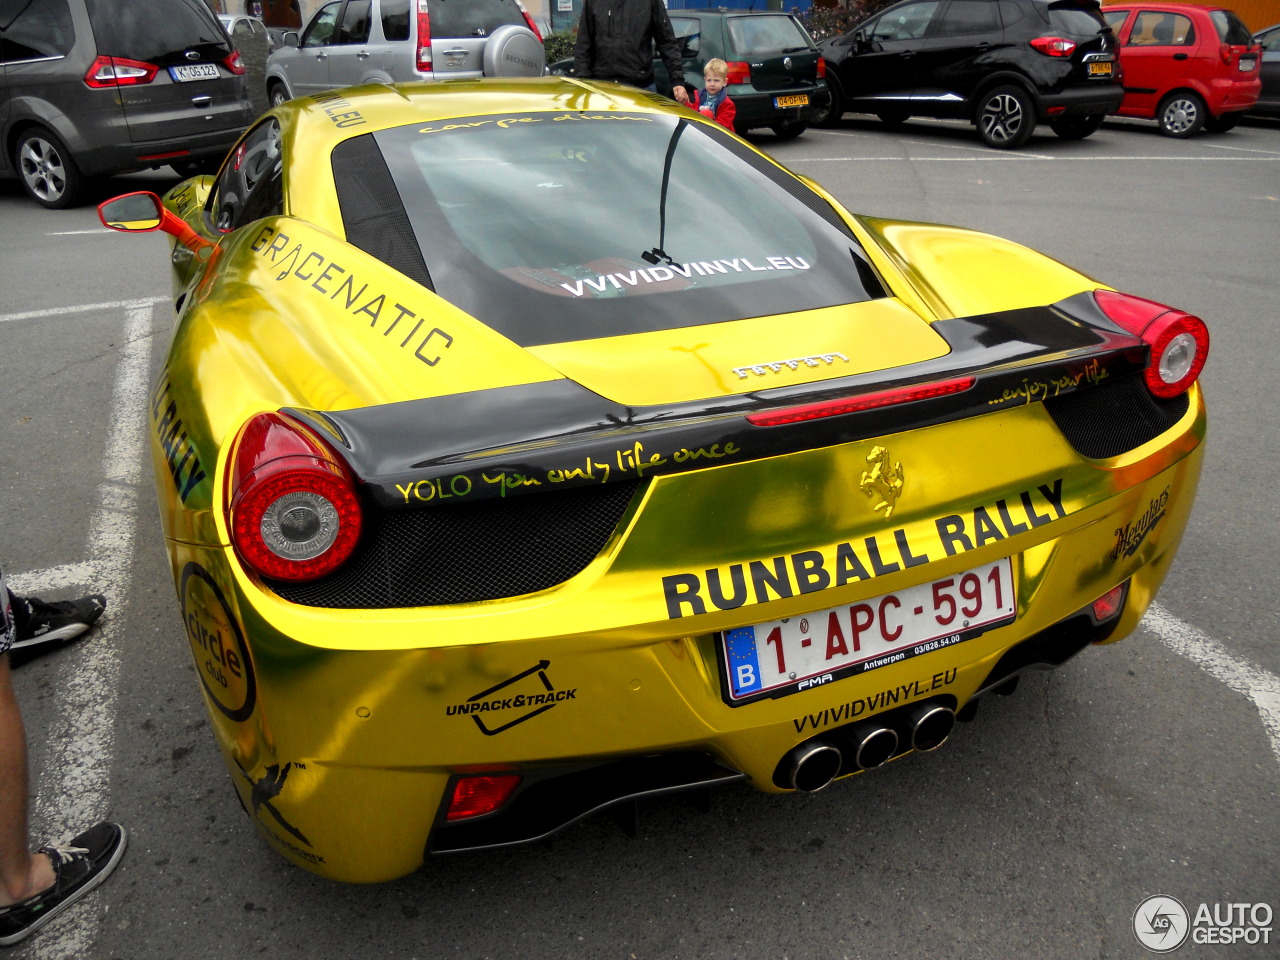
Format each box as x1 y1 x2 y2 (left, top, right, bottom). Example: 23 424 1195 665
1240 58 1256 72
721 558 1015 703
774 94 809 108
1088 61 1112 77
170 63 219 82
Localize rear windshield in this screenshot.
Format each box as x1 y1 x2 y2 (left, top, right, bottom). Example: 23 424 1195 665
363 112 882 347
727 15 813 55
1045 1 1106 36
85 0 229 63
426 0 525 38
1210 10 1253 45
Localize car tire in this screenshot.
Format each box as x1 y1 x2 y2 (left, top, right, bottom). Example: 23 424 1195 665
976 85 1036 149
770 120 808 140
1157 92 1206 138
13 126 89 209
1048 113 1104 140
815 77 844 127
876 108 910 129
1203 111 1242 133
268 82 290 108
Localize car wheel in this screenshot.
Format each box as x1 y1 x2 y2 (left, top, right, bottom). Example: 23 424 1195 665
815 77 844 127
770 120 808 140
1203 111 1242 134
269 82 290 108
976 85 1036 149
1157 92 1205 137
876 108 910 129
1048 113 1104 140
14 127 88 209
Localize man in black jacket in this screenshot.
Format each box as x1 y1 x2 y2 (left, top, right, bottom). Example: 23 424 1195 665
572 0 690 104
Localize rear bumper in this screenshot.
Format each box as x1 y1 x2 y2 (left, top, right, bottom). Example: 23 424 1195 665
1205 75 1262 113
731 82 831 129
1039 82 1125 119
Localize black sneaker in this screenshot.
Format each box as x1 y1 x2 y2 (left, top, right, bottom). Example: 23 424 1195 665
9 594 106 655
0 821 128 947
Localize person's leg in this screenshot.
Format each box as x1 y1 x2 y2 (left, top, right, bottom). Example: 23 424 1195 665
0 654 54 906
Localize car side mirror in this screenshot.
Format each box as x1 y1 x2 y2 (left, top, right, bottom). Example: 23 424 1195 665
283 31 299 47
98 192 212 254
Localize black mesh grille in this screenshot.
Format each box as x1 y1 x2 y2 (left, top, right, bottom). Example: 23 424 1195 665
269 480 643 609
1044 375 1190 459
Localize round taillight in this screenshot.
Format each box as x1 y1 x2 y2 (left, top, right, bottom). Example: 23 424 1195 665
228 413 363 582
1093 289 1210 399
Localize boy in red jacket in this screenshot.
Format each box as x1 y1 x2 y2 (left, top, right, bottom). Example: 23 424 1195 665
693 58 736 132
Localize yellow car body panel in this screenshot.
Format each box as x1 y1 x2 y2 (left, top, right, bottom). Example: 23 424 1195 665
109 79 1209 883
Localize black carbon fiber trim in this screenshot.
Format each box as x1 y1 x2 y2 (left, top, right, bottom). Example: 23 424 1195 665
331 134 434 291
1044 374 1189 459
268 480 641 608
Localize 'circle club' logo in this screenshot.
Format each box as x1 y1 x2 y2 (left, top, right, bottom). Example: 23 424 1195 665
1134 895 1190 953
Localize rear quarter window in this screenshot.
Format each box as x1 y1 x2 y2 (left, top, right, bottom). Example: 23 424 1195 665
381 0 410 41
0 0 76 62
1045 1 1106 36
363 112 883 347
427 0 525 38
85 0 228 64
727 15 812 55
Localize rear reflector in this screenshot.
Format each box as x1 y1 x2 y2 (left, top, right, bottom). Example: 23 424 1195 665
746 377 975 427
446 774 522 821
1091 583 1127 623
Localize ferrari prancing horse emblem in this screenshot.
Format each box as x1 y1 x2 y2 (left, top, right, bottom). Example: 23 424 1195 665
860 445 904 518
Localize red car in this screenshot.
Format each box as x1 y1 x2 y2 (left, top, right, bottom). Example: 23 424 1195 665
1102 2 1261 135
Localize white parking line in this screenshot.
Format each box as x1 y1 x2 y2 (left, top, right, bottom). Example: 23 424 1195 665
0 297 167 325
789 153 1280 163
1145 602 1280 767
7 302 153 959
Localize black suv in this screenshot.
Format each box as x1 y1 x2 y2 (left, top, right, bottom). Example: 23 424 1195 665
0 0 254 208
818 0 1123 148
551 9 830 139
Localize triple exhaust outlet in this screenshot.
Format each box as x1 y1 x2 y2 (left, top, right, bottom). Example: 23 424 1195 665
780 702 958 792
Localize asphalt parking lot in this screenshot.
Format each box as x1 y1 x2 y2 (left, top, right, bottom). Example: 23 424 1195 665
0 111 1277 959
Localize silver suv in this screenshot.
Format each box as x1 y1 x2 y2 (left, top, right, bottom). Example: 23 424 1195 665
265 0 545 105
0 0 253 208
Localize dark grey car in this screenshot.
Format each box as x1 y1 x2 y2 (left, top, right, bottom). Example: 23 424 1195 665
0 0 254 208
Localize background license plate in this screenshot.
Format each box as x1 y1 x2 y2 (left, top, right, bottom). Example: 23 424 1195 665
1088 62 1112 76
170 64 219 82
722 558 1015 701
775 94 809 108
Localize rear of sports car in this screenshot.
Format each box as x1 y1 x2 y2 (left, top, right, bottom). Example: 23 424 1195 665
156 85 1206 882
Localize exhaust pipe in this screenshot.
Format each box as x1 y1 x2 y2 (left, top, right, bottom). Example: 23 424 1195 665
843 724 899 770
905 703 956 752
780 739 843 792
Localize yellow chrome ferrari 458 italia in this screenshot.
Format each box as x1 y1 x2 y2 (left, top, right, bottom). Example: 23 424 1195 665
100 78 1208 883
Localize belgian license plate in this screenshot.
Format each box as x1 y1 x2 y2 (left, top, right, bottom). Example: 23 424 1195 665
721 558 1015 702
775 94 809 108
1240 57 1256 72
1088 61 1112 77
170 63 219 82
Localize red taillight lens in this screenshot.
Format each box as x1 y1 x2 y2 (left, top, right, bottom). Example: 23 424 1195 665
224 50 246 75
1220 43 1232 64
725 60 751 85
83 55 159 87
416 0 432 71
817 57 827 79
228 413 363 582
746 377 975 427
1094 289 1210 399
1091 583 1127 623
446 774 522 821
1030 36 1076 57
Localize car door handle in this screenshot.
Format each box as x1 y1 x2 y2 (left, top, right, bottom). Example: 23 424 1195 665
901 51 915 59
357 50 371 59
315 51 327 60
1173 53 1188 60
